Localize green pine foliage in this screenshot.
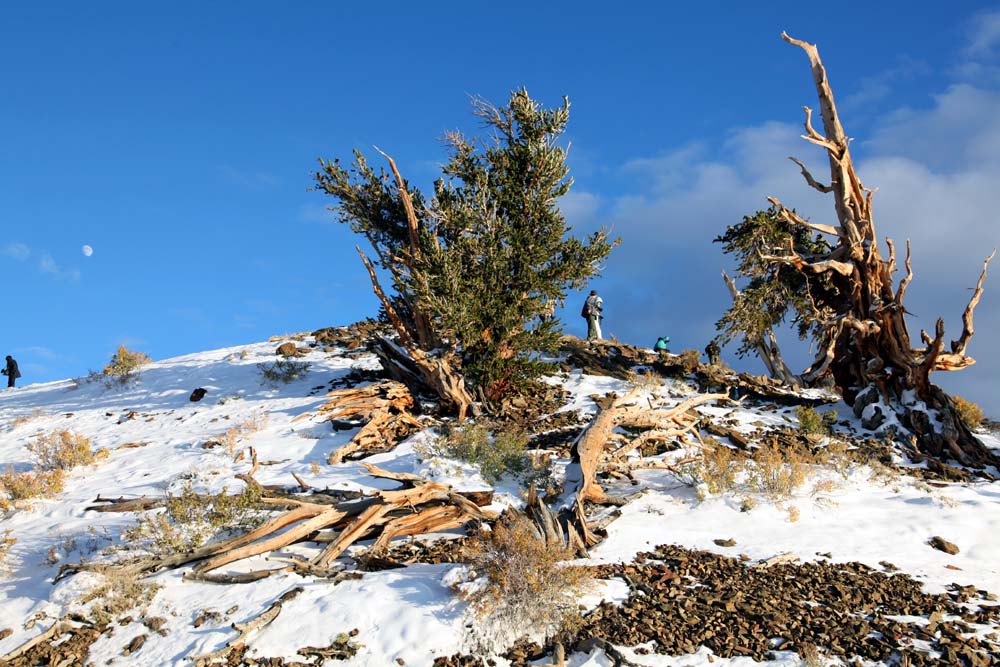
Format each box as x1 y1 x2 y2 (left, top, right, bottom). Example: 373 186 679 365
713 206 837 358
314 89 618 402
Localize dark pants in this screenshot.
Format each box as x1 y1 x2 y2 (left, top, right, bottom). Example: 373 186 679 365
6 375 13 388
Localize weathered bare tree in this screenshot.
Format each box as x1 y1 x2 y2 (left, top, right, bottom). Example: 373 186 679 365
760 33 996 466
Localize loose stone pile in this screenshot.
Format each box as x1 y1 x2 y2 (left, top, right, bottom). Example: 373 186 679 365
577 545 998 667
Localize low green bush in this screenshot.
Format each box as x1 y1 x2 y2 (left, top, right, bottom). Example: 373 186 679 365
417 423 532 485
257 359 310 385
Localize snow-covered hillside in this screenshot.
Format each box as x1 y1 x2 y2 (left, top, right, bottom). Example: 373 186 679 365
1 330 998 666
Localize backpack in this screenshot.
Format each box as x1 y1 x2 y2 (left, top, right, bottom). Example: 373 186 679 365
581 302 591 318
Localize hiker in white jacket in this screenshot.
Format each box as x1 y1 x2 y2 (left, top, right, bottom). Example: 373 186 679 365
583 290 604 341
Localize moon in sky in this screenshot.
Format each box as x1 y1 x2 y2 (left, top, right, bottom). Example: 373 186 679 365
82 245 93 257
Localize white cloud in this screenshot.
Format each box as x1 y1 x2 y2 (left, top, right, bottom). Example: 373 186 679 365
39 253 59 275
963 9 1000 58
559 190 602 228
840 56 930 113
38 253 81 282
2 242 30 261
864 84 1000 170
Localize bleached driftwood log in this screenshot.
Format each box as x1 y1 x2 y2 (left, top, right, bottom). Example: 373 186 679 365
573 388 733 506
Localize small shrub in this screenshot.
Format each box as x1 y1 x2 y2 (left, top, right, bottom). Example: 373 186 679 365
102 345 152 388
417 424 531 485
10 408 46 429
258 359 310 385
627 368 661 392
747 441 811 499
810 477 841 498
122 481 264 556
867 460 902 489
27 430 97 470
800 642 824 667
785 505 801 523
953 395 985 429
819 439 852 478
739 496 756 512
217 410 268 454
699 444 741 494
795 405 824 435
461 512 593 652
0 468 65 502
0 530 16 574
79 571 161 627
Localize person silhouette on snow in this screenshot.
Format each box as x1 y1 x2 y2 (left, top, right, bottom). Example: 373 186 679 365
2 356 20 388
582 290 604 341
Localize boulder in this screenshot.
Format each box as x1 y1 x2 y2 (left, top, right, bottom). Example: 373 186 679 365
276 342 299 358
929 536 959 555
189 387 207 402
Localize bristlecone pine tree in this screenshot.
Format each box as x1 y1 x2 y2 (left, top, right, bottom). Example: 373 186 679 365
715 206 823 387
717 34 996 467
314 89 617 411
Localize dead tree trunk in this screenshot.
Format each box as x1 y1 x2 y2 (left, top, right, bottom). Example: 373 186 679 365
355 151 475 421
766 33 996 467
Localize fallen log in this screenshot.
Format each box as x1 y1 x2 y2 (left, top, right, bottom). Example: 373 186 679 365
64 472 496 583
319 380 423 464
573 389 732 505
189 586 303 665
86 496 167 513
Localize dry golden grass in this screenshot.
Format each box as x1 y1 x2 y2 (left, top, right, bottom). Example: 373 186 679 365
79 570 161 627
0 468 65 504
699 443 742 494
10 408 46 429
747 440 812 499
461 512 593 652
0 530 16 574
218 409 269 454
27 430 99 470
102 344 152 388
953 395 985 429
627 368 661 392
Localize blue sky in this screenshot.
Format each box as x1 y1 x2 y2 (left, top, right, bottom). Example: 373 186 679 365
3 2 1000 411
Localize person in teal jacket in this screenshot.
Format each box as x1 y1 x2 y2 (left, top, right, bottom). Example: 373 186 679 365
654 336 670 352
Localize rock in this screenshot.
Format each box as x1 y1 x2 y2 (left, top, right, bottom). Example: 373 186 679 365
189 387 207 402
122 634 146 656
276 342 300 358
143 617 167 633
714 538 737 547
929 536 959 555
861 404 886 430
